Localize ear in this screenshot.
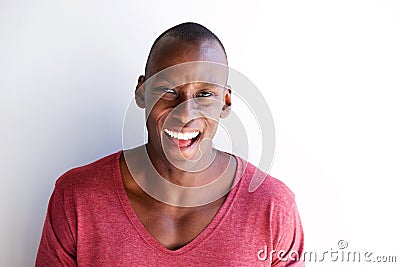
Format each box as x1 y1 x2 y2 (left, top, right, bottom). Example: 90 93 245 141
135 75 146 109
220 85 232 118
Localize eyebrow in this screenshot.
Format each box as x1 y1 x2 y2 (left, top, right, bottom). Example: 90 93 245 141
151 73 175 85
151 73 227 88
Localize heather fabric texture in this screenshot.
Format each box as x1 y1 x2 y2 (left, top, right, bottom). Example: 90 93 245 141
36 151 304 266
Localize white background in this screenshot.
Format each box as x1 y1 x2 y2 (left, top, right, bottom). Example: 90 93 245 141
1 0 399 266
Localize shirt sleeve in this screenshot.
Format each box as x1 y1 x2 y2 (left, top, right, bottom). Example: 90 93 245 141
271 201 305 267
36 182 77 267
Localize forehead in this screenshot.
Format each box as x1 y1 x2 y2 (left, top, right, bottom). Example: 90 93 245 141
147 61 229 89
146 36 228 79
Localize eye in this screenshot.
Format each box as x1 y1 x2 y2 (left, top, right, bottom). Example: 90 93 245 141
159 87 177 94
197 91 214 97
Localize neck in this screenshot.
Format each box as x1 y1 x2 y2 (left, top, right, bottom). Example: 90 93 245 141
123 144 237 207
145 143 217 187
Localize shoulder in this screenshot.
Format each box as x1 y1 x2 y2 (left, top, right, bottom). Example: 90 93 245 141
54 150 122 193
233 156 296 212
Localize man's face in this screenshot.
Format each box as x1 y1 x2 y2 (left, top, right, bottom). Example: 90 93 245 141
136 37 230 167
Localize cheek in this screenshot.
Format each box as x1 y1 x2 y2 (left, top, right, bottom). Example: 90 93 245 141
146 103 171 127
204 118 220 136
198 104 224 120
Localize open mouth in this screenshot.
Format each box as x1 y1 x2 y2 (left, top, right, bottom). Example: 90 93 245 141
163 128 201 148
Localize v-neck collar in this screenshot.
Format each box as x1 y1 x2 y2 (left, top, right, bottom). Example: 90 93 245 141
113 150 244 255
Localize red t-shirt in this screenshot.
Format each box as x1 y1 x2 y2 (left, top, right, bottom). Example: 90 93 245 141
36 151 304 266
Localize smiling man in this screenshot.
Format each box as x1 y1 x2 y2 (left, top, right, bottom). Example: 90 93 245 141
36 22 304 266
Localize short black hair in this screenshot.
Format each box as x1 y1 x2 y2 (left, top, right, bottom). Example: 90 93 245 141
145 22 227 76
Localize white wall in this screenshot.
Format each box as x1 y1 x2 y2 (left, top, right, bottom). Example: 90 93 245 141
1 0 399 266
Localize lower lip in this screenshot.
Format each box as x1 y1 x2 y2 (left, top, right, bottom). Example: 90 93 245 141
164 132 200 150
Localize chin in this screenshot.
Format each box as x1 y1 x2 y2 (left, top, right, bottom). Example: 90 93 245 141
162 133 202 162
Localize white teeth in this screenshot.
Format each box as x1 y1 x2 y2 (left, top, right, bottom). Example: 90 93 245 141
164 129 200 140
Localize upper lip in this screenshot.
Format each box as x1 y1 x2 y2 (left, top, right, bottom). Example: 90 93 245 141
163 128 200 140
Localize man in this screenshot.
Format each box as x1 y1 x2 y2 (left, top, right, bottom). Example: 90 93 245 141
36 22 304 266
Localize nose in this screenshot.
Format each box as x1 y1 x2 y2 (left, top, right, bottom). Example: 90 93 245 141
171 95 198 124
